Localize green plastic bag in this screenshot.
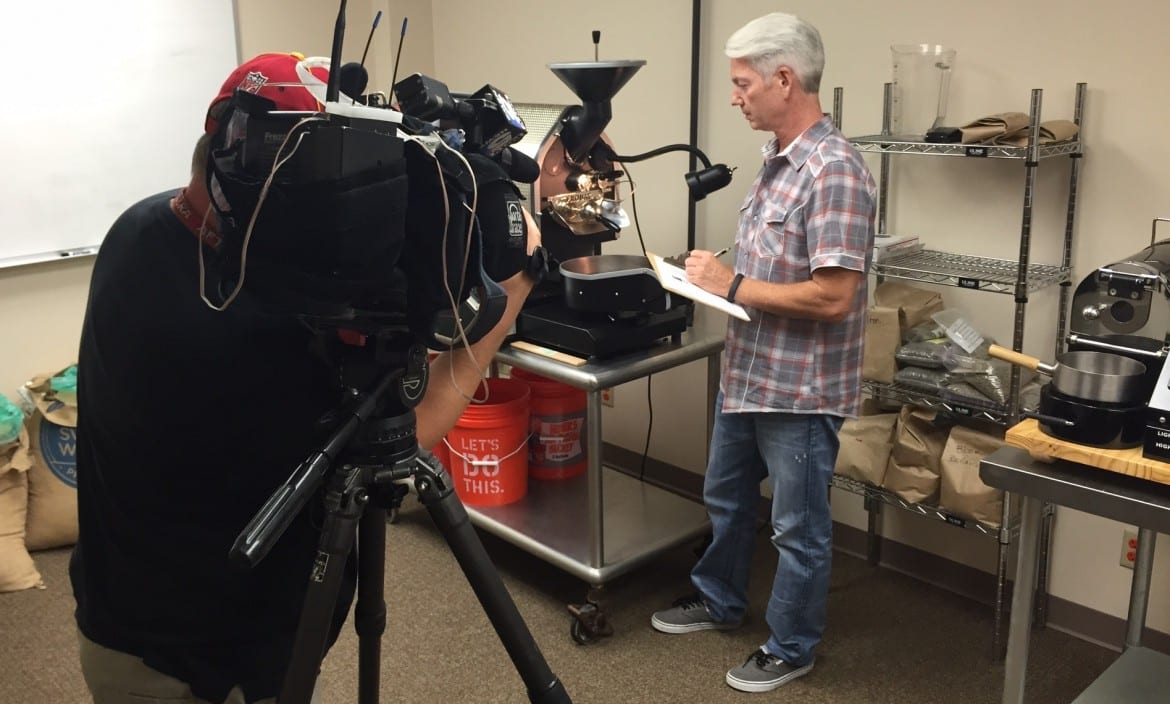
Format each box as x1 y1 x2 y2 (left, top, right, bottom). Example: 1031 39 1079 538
0 395 24 446
51 365 78 394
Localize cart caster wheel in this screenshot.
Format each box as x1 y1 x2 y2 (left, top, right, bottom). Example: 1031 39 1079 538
566 601 613 645
570 619 596 645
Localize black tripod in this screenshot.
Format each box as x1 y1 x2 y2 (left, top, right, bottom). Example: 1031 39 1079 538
232 365 572 703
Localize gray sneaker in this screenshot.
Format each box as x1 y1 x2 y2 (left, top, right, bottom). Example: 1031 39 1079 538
650 595 740 634
725 649 814 692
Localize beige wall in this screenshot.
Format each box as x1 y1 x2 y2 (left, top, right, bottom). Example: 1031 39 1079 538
5 0 1169 640
236 0 436 95
432 0 1170 637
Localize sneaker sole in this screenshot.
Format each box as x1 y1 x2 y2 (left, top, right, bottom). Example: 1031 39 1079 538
650 615 741 634
725 660 814 693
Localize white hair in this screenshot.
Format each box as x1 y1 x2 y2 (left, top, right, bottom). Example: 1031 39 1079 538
724 13 825 93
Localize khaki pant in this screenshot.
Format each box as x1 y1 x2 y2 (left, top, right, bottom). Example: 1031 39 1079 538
78 631 320 704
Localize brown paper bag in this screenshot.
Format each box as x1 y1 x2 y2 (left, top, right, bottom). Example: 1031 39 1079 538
0 425 43 592
873 281 945 332
834 413 898 486
882 406 949 503
21 369 79 551
939 425 1006 528
862 306 902 384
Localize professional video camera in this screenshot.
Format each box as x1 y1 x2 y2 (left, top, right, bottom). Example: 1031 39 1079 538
201 58 534 356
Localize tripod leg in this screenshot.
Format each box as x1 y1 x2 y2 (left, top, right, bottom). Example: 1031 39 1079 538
414 467 572 704
356 507 387 704
281 467 366 704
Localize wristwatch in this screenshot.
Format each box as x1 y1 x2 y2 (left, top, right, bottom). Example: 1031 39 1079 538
526 245 550 284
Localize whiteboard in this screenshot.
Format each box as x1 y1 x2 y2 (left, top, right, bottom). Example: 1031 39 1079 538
0 1 239 268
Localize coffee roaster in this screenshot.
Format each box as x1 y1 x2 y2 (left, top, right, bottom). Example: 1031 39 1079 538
1062 219 1170 452
508 59 732 359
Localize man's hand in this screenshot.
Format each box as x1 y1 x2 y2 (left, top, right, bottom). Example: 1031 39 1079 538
685 249 735 297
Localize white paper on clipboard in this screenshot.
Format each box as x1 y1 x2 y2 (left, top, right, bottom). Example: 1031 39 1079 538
647 252 750 321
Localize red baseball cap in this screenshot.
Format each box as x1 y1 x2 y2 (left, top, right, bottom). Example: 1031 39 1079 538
204 52 331 132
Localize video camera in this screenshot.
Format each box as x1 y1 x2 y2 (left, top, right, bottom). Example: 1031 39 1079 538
203 61 533 357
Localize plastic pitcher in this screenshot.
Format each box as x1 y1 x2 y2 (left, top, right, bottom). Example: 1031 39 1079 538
890 44 956 138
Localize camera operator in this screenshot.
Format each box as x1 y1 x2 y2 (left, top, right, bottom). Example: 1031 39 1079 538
70 52 543 704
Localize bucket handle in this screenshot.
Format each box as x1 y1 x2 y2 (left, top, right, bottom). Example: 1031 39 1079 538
443 433 533 467
538 433 577 443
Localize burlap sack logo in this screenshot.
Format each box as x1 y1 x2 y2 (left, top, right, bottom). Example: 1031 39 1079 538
37 400 76 488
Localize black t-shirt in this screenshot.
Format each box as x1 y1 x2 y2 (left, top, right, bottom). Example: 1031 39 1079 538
70 191 355 702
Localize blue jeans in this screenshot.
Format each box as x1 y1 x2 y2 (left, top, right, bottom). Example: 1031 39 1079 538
691 392 843 666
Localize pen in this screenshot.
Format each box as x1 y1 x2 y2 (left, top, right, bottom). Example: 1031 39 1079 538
713 247 731 258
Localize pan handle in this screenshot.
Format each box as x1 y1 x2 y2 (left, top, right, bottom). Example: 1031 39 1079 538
987 344 1054 375
1021 410 1076 428
1067 334 1168 360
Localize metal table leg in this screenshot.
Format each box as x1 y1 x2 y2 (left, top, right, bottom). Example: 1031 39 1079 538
1034 504 1054 628
1002 494 1044 704
993 491 1014 660
1125 529 1157 649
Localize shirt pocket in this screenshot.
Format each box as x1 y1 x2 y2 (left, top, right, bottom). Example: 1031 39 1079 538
757 201 793 258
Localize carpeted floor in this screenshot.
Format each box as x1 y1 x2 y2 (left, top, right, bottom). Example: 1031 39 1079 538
0 498 1115 703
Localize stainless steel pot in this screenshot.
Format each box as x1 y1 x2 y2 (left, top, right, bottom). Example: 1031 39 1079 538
987 344 1148 405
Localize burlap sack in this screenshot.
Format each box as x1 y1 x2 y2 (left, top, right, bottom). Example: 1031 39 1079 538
873 281 945 332
882 405 949 503
20 369 79 551
834 413 898 486
0 425 43 592
862 306 901 384
939 425 1007 528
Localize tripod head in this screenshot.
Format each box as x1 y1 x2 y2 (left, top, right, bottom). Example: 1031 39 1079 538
230 339 427 568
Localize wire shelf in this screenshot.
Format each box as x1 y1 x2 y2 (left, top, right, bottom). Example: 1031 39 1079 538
874 250 1070 293
830 474 1017 538
849 135 1082 160
863 380 1015 424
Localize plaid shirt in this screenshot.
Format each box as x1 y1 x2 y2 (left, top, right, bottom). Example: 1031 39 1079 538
721 116 876 418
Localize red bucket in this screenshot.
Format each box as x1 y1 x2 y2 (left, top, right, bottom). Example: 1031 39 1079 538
510 368 587 480
444 377 530 506
428 442 449 472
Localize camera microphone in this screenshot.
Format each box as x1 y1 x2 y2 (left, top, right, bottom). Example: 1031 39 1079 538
339 62 369 100
496 147 540 184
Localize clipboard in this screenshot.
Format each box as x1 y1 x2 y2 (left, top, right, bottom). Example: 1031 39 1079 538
646 251 750 321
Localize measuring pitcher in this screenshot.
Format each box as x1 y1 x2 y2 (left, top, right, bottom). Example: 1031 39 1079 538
891 44 956 138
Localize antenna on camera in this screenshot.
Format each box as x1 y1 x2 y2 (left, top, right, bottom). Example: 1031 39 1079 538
389 17 408 105
359 10 381 68
325 0 348 103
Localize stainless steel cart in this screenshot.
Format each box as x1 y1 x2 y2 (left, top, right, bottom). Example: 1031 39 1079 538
469 330 723 643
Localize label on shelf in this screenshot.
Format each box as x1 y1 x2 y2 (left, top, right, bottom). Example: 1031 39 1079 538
944 514 967 528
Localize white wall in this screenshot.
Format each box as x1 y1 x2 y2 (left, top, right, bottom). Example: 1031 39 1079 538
3 0 1168 638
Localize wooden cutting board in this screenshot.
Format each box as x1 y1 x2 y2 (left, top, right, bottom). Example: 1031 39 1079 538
1005 419 1170 486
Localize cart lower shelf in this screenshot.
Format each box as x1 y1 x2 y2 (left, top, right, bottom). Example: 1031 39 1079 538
464 465 710 584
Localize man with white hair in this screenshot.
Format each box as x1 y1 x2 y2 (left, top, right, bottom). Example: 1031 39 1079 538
651 12 875 693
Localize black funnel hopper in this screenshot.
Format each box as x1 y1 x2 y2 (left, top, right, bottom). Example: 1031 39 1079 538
548 60 645 163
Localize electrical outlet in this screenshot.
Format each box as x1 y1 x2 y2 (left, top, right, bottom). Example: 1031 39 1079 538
600 388 614 407
1121 529 1139 569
